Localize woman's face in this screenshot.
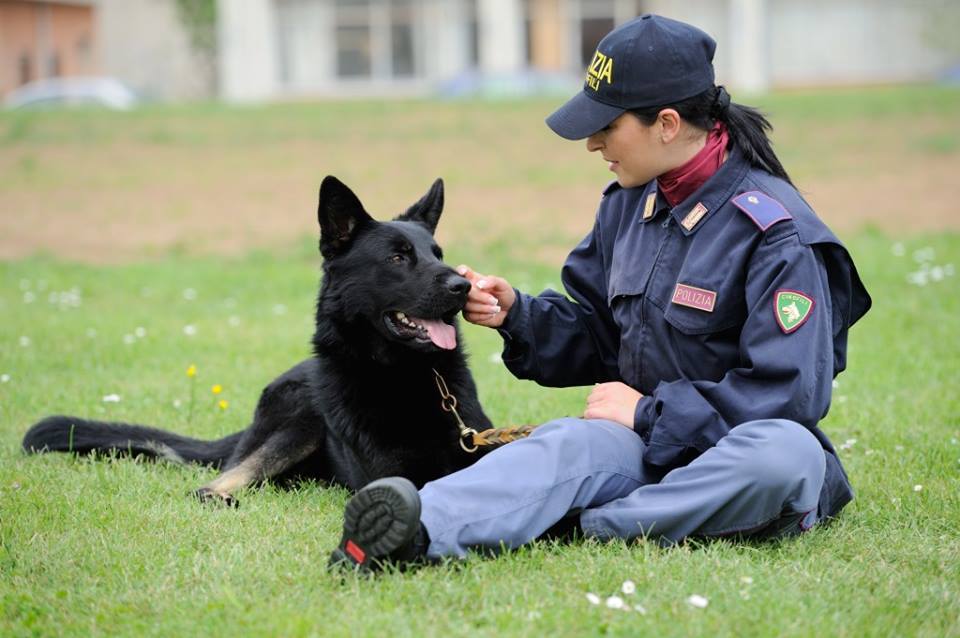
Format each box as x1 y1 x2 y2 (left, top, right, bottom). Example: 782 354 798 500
585 112 671 189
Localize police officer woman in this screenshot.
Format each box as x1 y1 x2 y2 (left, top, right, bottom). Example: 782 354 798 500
329 14 871 570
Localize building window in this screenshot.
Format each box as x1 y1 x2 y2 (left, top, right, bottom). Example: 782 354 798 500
47 52 61 77
580 16 614 67
19 53 32 85
336 24 372 77
390 0 414 77
335 0 372 78
578 0 618 67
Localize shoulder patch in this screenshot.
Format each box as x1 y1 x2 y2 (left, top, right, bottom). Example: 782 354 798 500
732 191 792 231
602 180 622 197
774 289 814 334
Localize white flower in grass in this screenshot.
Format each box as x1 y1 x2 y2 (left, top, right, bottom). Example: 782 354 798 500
832 379 839 389
891 242 905 256
183 288 197 301
228 316 241 327
272 304 287 315
487 352 502 364
135 327 146 338
1 374 10 383
123 334 136 345
183 324 197 336
895 445 905 452
912 247 935 263
102 394 121 403
913 484 923 492
86 328 97 338
173 399 182 409
22 291 35 304
907 270 928 287
633 603 647 614
740 576 753 585
621 580 636 595
585 592 600 605
605 596 625 610
686 594 709 609
19 336 31 347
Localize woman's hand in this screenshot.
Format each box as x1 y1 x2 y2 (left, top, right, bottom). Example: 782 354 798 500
456 265 516 328
584 382 643 429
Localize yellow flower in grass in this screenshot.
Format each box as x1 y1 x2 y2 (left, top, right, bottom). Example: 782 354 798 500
212 384 223 395
186 364 197 378
218 399 229 411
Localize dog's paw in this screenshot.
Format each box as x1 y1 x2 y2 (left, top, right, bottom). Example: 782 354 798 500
193 487 239 508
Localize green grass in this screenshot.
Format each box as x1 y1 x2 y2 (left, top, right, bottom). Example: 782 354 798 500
2 234 959 637
2 86 960 636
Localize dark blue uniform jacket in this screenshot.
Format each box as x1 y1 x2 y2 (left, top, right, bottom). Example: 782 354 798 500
498 147 871 519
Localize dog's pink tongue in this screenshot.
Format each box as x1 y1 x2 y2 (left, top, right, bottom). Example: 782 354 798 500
421 318 457 350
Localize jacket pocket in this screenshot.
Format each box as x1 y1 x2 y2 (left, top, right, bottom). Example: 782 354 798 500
662 282 744 335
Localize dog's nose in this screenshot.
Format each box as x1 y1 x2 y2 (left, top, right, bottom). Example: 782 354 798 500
447 275 471 297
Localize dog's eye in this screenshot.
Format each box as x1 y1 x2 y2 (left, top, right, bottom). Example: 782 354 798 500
387 254 405 264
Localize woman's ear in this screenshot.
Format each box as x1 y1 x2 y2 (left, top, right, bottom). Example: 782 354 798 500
657 109 682 144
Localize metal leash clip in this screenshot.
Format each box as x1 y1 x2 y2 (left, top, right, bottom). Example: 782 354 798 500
432 368 479 453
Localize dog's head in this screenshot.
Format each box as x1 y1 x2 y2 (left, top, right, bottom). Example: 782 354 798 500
315 176 471 356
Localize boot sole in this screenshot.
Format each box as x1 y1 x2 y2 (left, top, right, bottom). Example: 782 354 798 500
329 477 421 571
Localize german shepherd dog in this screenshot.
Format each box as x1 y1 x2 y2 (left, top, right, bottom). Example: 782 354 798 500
22 176 494 506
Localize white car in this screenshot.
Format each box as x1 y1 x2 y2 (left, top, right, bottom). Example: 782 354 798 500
5 76 139 110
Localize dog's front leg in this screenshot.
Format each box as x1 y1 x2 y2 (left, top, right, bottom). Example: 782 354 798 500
194 428 320 507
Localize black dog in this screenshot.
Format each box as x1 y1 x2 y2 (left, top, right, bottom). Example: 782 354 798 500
22 176 494 506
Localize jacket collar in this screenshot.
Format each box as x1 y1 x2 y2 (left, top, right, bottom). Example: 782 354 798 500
659 146 750 235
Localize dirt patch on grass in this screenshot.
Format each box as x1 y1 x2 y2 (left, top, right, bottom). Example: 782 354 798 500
1 104 957 264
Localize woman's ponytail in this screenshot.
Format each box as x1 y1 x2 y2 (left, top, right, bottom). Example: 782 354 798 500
714 86 792 185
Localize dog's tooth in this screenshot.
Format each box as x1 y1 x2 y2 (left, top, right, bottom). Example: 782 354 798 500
397 312 406 320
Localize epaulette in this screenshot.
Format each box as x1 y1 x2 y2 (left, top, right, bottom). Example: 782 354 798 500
602 180 621 197
731 190 792 231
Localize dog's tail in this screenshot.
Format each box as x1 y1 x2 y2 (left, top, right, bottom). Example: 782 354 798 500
21 415 243 468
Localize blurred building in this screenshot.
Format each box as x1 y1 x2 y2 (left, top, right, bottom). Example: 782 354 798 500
2 0 957 103
219 0 959 102
1 0 213 101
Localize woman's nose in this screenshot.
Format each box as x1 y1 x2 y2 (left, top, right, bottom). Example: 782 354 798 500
586 132 604 152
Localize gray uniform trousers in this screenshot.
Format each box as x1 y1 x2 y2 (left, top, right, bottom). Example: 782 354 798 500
419 417 826 558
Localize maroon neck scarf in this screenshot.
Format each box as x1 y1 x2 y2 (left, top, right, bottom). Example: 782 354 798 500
658 122 729 208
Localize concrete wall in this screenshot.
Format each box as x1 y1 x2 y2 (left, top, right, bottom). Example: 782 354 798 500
97 0 212 100
645 0 959 91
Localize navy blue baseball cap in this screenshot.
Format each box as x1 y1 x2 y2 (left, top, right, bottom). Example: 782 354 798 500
546 14 717 140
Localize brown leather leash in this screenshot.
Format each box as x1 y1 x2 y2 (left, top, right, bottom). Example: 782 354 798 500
432 368 537 453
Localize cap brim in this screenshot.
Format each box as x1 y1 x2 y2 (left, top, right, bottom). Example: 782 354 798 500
545 91 626 140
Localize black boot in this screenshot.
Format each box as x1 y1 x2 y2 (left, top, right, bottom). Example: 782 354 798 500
328 477 429 573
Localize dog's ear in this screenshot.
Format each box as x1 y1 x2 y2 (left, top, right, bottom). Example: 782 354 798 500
318 176 373 258
396 178 444 235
